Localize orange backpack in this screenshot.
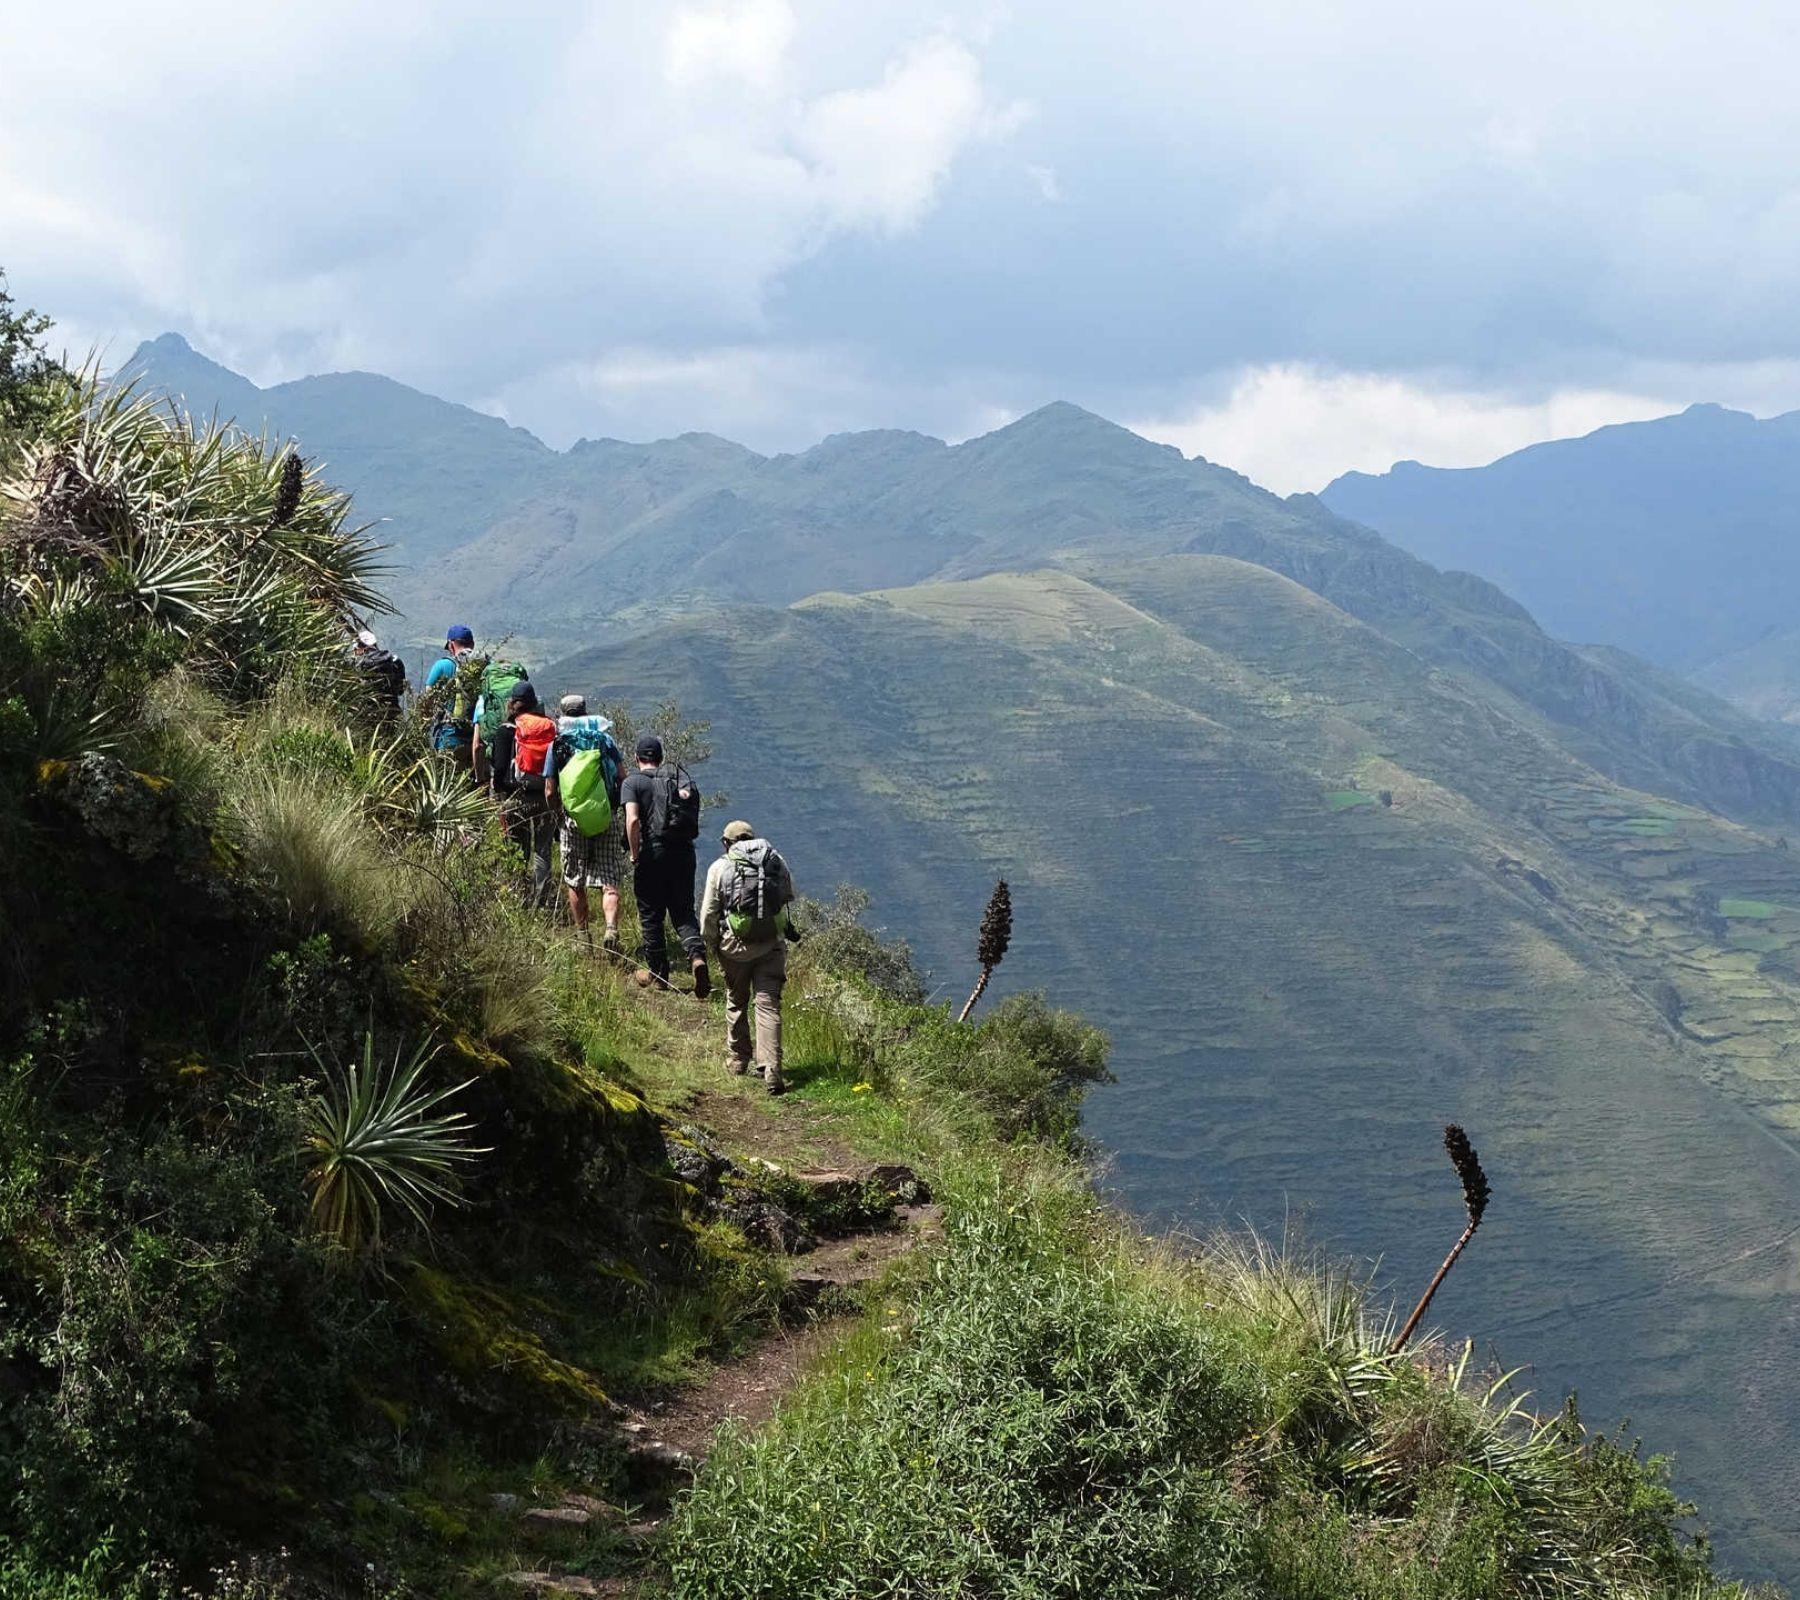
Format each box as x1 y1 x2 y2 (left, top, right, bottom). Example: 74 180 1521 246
512 713 557 792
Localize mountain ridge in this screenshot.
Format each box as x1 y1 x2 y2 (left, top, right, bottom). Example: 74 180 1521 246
549 558 1800 1583
1321 401 1800 705
120 334 1800 831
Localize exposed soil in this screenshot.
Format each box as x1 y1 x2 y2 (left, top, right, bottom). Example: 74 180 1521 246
502 1088 940 1597
681 1086 869 1173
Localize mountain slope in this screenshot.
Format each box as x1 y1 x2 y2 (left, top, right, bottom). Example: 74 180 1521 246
1320 404 1800 692
553 560 1800 1586
121 336 1800 830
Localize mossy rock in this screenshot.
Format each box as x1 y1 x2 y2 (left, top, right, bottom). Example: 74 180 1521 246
408 1264 612 1414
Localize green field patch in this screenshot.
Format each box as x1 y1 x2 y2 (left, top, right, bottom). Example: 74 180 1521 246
1720 898 1781 919
1326 790 1377 812
1728 931 1792 954
1586 816 1678 837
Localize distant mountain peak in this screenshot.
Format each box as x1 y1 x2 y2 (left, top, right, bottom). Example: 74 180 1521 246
971 400 1178 461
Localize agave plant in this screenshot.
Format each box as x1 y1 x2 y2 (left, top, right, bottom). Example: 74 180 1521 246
303 1034 485 1256
344 724 490 838
0 367 386 705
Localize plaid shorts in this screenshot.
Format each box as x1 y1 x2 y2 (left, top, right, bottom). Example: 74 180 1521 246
560 812 626 889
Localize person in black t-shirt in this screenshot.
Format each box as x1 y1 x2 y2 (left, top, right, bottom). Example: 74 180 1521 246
621 734 711 997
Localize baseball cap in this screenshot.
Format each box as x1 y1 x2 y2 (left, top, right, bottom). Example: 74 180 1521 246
636 734 664 763
445 624 474 647
355 628 379 649
721 820 755 844
559 693 587 716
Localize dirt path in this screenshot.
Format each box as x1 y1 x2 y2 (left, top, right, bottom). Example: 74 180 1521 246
633 1202 939 1461
501 1089 940 1597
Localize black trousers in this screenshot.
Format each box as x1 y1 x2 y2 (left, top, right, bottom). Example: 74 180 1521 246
634 843 704 979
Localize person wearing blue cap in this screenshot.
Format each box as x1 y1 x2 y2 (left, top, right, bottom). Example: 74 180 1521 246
424 625 476 762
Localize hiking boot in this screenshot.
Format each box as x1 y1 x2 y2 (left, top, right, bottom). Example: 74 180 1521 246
762 1066 786 1096
601 927 619 954
725 1056 751 1077
632 968 654 989
691 958 711 1000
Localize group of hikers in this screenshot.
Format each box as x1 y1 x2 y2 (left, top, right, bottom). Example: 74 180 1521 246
352 621 795 1094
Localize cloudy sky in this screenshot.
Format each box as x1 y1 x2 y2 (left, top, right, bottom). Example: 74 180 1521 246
5 0 1800 490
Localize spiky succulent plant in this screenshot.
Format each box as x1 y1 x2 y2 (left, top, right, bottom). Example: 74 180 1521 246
303 1034 484 1259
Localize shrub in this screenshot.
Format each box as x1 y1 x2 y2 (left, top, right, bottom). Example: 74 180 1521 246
789 885 927 1004
665 1159 1258 1599
902 991 1112 1145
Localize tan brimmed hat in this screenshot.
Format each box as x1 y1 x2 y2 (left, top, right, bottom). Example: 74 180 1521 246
721 820 756 844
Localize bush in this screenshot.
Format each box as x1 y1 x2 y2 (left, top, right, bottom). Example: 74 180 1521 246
668 1162 1754 1600
665 1159 1258 1599
789 886 928 1004
903 991 1112 1145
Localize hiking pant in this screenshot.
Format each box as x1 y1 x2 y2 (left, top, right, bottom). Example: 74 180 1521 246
722 944 786 1078
634 843 704 981
506 801 554 908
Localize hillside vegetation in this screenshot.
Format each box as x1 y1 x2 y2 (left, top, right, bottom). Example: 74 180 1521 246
126 336 1800 834
1 299 1772 1599
558 560 1800 1585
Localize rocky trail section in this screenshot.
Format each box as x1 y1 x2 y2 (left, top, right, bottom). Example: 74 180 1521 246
501 1093 940 1598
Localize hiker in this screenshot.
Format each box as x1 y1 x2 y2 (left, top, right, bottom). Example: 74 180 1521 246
469 656 532 788
621 734 710 997
422 624 476 762
351 628 406 721
489 679 557 907
700 820 796 1093
544 693 626 952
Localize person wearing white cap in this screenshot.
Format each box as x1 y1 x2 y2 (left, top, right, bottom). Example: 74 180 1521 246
350 626 406 722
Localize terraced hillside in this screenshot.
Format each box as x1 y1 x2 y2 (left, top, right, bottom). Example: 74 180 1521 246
554 559 1800 1587
122 336 1800 830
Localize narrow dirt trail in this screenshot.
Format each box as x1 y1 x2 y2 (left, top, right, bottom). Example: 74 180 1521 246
502 1083 941 1597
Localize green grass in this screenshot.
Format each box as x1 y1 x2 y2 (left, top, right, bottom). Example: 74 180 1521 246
665 1156 1750 1600
1587 816 1680 837
1720 899 1780 919
1327 789 1378 811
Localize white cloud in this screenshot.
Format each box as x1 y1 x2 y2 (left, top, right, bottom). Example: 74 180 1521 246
794 35 1026 233
10 0 1800 470
1131 366 1678 495
666 0 795 90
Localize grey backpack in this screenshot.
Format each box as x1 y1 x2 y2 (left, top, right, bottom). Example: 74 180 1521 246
722 840 794 942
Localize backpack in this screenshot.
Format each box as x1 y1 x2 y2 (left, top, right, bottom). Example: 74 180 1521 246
476 660 530 747
560 748 613 836
357 648 407 709
649 761 702 845
556 718 623 835
721 839 794 943
510 712 557 797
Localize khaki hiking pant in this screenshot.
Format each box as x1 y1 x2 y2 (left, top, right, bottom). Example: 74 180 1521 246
722 944 786 1080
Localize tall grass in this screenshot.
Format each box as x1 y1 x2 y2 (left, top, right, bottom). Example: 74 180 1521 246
666 1156 1758 1600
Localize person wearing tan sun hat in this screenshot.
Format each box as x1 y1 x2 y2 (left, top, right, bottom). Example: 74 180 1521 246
700 820 796 1093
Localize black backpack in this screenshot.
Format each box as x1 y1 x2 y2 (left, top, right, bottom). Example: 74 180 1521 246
358 648 407 710
649 762 701 844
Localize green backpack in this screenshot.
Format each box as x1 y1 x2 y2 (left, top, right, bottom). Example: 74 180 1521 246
476 660 529 746
560 746 615 837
